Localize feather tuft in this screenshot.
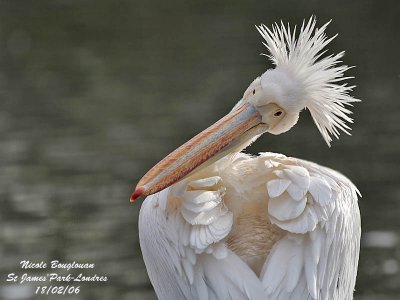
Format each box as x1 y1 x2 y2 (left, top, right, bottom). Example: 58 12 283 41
256 16 360 146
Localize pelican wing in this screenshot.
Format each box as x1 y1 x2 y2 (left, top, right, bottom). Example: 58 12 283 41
139 153 360 300
256 153 361 300
139 176 265 300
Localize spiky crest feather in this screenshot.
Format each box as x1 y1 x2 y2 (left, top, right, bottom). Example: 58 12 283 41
256 17 359 146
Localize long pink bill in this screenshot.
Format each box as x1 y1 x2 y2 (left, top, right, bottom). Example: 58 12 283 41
130 103 267 202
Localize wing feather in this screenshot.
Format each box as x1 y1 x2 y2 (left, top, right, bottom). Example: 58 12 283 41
139 152 360 300
257 152 360 300
139 175 265 300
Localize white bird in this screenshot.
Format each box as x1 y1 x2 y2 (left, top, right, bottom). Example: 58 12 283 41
131 17 361 300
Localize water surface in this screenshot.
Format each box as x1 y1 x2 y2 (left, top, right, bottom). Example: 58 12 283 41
0 1 399 299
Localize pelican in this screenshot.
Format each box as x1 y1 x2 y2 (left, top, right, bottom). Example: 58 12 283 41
131 17 361 300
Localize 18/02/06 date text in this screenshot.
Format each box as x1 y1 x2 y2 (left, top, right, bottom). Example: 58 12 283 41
35 286 80 295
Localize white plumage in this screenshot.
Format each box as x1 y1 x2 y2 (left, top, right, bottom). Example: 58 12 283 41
136 17 361 300
257 18 359 145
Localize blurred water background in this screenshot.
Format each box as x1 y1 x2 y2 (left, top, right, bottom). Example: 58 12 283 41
0 0 399 299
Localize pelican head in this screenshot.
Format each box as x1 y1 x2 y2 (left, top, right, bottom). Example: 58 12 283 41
131 17 359 201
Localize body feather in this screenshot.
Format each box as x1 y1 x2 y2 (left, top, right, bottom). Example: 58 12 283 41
139 152 360 299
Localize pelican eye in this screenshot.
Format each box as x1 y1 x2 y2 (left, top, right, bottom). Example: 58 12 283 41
274 111 282 117
252 89 255 95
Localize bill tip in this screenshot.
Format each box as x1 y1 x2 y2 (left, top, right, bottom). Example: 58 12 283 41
130 186 146 202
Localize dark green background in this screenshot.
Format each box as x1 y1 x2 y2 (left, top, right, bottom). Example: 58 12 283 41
0 0 399 299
